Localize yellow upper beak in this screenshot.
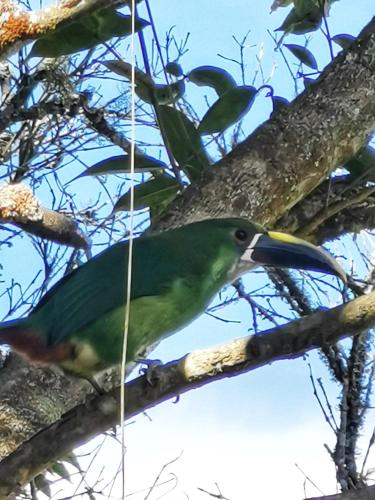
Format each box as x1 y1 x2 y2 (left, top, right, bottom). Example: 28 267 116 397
243 230 347 283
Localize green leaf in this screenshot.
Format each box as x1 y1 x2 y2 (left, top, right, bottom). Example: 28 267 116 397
271 0 293 11
31 22 95 58
51 462 71 482
292 0 337 15
102 61 185 104
303 77 316 88
276 5 322 34
95 9 146 39
62 453 82 472
271 95 290 112
165 62 184 77
137 80 186 105
157 105 209 180
345 146 375 181
102 60 153 86
79 154 166 177
124 0 144 5
332 34 355 50
102 60 154 102
113 174 180 213
30 9 149 57
284 43 318 69
293 0 333 16
34 474 51 497
187 65 237 96
198 85 257 135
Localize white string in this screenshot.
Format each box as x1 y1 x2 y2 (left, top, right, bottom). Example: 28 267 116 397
120 0 136 497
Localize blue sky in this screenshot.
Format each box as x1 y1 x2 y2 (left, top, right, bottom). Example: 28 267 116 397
1 0 375 498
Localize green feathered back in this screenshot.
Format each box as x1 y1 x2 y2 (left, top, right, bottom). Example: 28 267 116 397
27 219 248 355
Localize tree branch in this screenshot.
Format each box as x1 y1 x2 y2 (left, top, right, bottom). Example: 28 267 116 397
0 0 126 60
275 175 375 244
155 17 375 231
314 204 375 245
0 12 375 489
306 484 375 500
1 291 375 497
0 183 89 249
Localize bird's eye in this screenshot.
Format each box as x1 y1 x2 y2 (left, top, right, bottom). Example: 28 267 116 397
235 229 248 242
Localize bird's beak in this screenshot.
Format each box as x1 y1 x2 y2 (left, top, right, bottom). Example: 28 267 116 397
241 231 347 282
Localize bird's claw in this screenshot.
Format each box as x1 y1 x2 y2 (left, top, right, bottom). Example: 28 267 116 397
137 358 162 385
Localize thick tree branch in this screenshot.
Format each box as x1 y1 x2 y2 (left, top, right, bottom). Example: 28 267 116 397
314 204 375 245
297 186 375 240
1 291 375 497
155 17 375 231
280 186 375 246
0 0 126 60
275 175 375 244
306 484 375 500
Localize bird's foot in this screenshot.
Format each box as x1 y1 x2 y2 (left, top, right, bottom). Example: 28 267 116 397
137 358 162 385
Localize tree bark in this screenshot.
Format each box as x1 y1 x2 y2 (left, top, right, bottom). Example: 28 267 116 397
0 0 125 60
306 484 375 500
1 291 375 498
155 17 375 230
274 176 375 244
0 10 375 496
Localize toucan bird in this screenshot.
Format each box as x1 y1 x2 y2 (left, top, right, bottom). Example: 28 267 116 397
0 218 345 376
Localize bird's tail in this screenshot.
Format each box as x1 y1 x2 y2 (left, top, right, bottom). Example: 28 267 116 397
0 318 36 357
0 319 69 364
0 319 26 343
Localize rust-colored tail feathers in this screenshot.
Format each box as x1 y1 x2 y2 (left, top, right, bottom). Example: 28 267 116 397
0 323 71 364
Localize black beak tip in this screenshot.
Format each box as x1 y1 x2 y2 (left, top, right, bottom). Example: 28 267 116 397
247 232 347 283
